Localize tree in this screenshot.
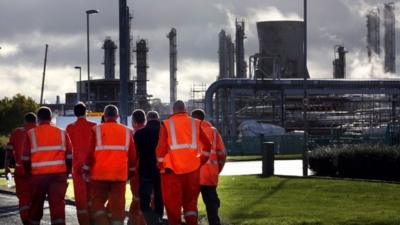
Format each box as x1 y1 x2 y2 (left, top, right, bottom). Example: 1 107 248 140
0 94 38 135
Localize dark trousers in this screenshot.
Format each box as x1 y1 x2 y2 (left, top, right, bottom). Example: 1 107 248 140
139 173 164 219
200 185 221 225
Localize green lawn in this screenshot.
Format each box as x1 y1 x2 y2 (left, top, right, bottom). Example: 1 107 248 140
209 176 400 225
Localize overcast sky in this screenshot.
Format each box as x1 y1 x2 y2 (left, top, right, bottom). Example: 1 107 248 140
0 0 399 104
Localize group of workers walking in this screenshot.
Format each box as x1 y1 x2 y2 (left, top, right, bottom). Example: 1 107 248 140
4 100 227 225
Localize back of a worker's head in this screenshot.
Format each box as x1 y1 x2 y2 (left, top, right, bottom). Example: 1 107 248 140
172 100 186 113
132 109 146 125
74 102 87 117
147 111 159 121
24 112 37 124
191 109 205 121
37 107 52 122
103 105 119 121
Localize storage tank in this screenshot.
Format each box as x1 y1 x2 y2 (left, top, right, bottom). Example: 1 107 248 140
256 21 305 79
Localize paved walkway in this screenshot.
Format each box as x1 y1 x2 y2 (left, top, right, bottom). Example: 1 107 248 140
221 160 312 176
0 193 79 225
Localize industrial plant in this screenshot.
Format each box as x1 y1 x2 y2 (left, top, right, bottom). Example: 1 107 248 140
204 1 400 154
44 1 400 152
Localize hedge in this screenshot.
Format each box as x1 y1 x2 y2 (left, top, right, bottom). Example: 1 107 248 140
309 144 400 181
0 135 9 169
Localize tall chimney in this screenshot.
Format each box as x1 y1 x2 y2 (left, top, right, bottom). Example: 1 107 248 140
103 37 117 79
384 2 396 73
167 28 177 105
135 39 150 110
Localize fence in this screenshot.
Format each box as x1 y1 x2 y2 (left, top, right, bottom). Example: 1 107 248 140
224 133 387 156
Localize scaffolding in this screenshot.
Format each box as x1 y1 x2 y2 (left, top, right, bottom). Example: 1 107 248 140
188 83 207 113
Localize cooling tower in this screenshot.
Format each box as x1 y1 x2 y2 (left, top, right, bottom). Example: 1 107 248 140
257 21 305 79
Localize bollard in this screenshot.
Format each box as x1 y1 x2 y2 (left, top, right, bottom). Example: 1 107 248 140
262 142 275 177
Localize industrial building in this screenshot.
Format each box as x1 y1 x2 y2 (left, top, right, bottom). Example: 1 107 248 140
60 37 136 114
207 3 399 142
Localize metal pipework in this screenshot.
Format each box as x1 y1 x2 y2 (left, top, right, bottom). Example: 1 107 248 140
204 78 400 122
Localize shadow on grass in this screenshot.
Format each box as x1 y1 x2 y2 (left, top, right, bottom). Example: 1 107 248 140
229 177 290 218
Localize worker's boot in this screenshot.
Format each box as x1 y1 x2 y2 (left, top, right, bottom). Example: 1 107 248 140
111 220 124 225
143 211 163 225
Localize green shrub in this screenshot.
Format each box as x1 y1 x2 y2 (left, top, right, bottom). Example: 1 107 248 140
309 144 400 181
0 135 10 169
308 145 339 176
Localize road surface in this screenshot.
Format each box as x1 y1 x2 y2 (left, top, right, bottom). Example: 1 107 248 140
221 160 313 176
0 192 79 225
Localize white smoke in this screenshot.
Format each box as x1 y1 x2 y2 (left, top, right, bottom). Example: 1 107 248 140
347 50 397 79
246 7 302 39
246 7 302 23
213 4 302 38
342 0 400 29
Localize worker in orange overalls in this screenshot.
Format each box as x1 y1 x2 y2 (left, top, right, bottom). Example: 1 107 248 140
83 105 137 225
66 102 96 225
128 109 147 225
191 109 227 225
22 107 73 225
4 112 37 225
156 100 211 225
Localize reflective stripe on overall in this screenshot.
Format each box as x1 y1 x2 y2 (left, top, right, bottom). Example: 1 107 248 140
30 129 68 174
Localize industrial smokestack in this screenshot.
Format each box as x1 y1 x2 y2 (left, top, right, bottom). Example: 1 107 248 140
384 2 396 73
367 8 381 62
218 30 235 79
235 19 246 78
333 45 348 79
135 39 150 110
167 28 177 106
103 37 117 80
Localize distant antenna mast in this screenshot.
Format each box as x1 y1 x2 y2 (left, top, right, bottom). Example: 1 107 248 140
40 44 48 105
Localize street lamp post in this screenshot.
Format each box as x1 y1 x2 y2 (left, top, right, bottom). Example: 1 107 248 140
86 9 99 110
74 66 82 102
303 0 309 177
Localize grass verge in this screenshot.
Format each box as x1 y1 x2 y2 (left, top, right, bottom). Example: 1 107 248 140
210 176 400 225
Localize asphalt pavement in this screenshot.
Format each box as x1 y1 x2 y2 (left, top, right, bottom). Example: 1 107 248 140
221 159 313 176
0 192 79 225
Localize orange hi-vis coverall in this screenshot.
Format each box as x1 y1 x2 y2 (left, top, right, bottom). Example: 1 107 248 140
156 112 211 225
199 121 227 186
84 121 137 225
66 117 96 225
22 122 73 225
129 123 146 225
199 121 227 225
5 123 37 225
